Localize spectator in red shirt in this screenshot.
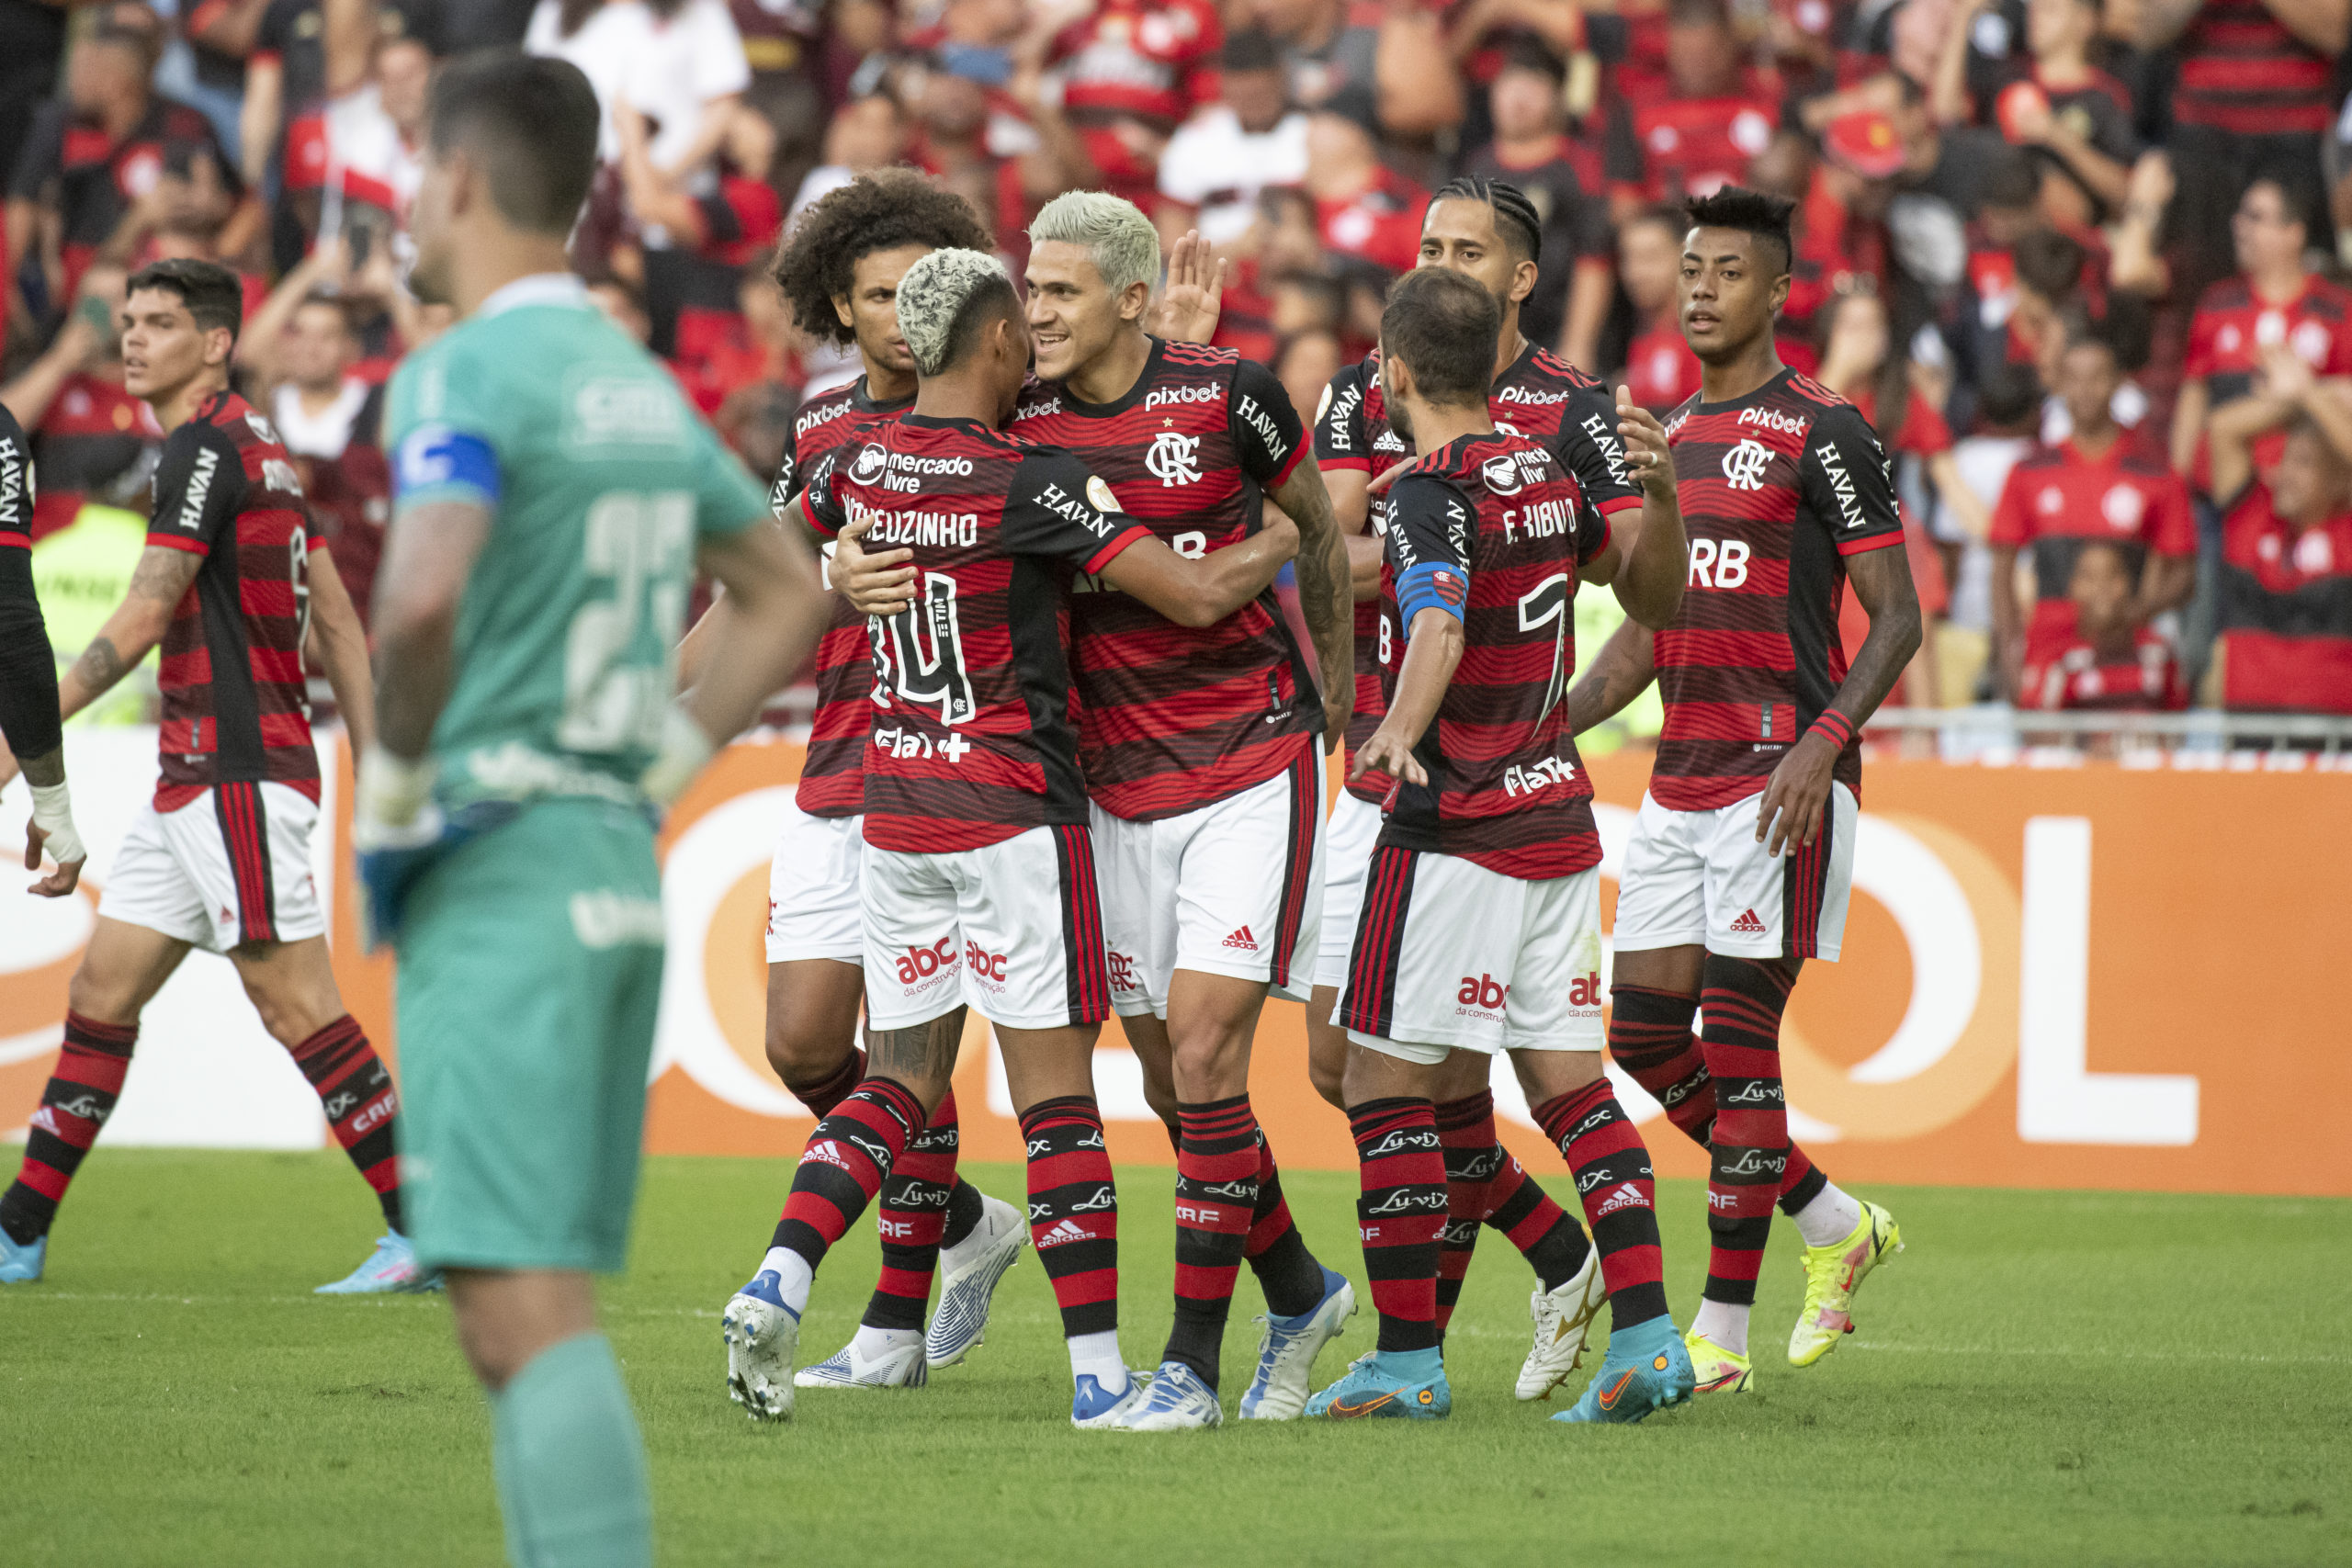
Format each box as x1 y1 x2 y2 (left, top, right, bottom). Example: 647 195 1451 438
0 266 164 540
2020 539 2188 712
1048 0 1224 210
1606 0 1779 206
1460 43 1615 366
1989 319 2196 699
1612 203 1702 412
1302 99 1426 275
2201 346 2352 715
1934 0 2136 225
2171 175 2352 485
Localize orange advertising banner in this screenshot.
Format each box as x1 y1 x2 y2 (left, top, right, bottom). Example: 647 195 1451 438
4 737 2346 1197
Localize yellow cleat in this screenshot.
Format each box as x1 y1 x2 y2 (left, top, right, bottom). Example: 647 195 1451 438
1683 1331 1753 1394
1789 1199 1903 1368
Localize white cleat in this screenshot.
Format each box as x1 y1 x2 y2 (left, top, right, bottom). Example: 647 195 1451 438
1071 1370 1150 1429
1238 1264 1356 1420
723 1272 800 1422
925 1192 1026 1370
1114 1360 1224 1431
794 1333 929 1389
1516 1247 1607 1401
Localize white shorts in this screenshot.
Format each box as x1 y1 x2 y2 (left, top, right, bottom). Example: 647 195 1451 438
1314 789 1385 992
860 824 1114 1032
1091 749 1325 1018
764 798 865 964
97 782 325 955
1611 784 1859 963
1339 847 1606 1066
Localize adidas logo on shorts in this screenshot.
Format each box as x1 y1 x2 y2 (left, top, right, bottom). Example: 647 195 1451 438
1729 908 1769 935
1221 925 1259 952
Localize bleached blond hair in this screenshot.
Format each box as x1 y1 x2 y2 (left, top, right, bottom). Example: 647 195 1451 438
1027 190 1161 299
894 247 1015 377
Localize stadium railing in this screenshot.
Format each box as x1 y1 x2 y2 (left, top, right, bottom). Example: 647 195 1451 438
1860 705 2352 767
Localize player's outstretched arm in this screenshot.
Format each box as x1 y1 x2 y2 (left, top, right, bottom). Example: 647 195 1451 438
1266 458 1356 748
1583 388 1687 629
302 540 375 759
1099 510 1300 628
1352 606 1461 788
1563 615 1656 736
682 512 829 752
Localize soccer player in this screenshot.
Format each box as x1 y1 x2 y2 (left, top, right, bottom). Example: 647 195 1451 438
354 55 828 1566
739 246 1302 1428
0 400 86 901
1311 176 1647 1400
1010 190 1358 1429
1308 265 1695 1425
1566 187 1922 1396
718 169 1030 1394
0 258 412 1294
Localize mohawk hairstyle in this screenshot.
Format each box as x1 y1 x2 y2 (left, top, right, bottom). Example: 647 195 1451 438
895 248 1018 377
771 169 995 346
1429 175 1544 265
1684 185 1796 277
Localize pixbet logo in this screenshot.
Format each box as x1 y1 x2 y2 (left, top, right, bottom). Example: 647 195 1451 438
1736 405 1808 437
1144 382 1216 412
895 935 957 985
1721 438 1771 491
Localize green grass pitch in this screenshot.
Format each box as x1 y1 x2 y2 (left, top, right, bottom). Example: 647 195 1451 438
1 1150 2345 1565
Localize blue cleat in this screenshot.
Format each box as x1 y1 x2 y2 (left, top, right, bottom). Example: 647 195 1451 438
1552 1315 1695 1426
1305 1347 1450 1420
1114 1359 1222 1430
724 1270 802 1422
314 1230 438 1294
1239 1264 1356 1420
0 1228 45 1283
1071 1370 1148 1429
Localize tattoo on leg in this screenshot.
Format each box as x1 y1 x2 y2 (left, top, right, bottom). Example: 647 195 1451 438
867 1007 964 1085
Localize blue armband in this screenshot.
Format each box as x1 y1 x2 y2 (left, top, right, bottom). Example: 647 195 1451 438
1395 559 1468 626
393 424 502 508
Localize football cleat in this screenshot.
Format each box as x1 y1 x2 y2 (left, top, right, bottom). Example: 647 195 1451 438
925 1192 1026 1370
793 1334 928 1390
1685 1330 1754 1394
1790 1199 1903 1367
1306 1349 1451 1421
1238 1264 1356 1420
314 1231 438 1294
1553 1317 1694 1425
1114 1359 1224 1430
1517 1248 1607 1401
1071 1371 1149 1429
0 1229 45 1284
723 1271 801 1422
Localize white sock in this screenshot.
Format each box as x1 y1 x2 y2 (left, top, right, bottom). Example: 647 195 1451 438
762 1247 814 1317
1067 1330 1127 1391
851 1324 922 1360
1691 1298 1749 1358
1792 1182 1864 1249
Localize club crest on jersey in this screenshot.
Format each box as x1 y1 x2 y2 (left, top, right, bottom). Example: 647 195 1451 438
1722 438 1772 491
1146 431 1202 485
852 443 888 483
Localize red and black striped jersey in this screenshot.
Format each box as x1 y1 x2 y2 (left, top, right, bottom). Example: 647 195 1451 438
1012 338 1317 820
1655 368 1902 811
2021 626 2187 713
143 391 321 812
1987 438 2195 661
1315 342 1643 803
2176 0 2335 135
774 375 916 818
2216 483 2352 715
803 414 1151 852
2186 277 2352 471
1376 431 1608 878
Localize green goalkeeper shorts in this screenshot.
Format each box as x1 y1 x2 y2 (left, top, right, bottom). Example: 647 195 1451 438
392 797 667 1274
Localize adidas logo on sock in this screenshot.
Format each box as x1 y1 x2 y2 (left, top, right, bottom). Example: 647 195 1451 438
1728 908 1769 935
1595 1181 1650 1217
1222 925 1259 951
1035 1218 1091 1248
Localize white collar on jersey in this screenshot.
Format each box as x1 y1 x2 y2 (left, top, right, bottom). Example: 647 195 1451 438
477 272 592 320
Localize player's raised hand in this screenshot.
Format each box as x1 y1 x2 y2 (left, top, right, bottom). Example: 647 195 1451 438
1754 728 1838 857
1617 386 1675 497
1148 231 1227 347
830 513 918 616
1350 721 1425 788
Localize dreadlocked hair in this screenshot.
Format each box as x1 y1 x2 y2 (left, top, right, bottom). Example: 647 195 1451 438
771 169 996 346
1429 175 1544 265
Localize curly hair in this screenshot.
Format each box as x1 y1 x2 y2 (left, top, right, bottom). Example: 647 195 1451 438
771 168 995 347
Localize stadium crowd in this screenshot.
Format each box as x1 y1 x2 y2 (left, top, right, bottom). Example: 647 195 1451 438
5 0 2351 722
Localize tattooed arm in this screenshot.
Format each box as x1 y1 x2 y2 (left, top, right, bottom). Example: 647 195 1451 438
58 543 200 720
1266 457 1355 752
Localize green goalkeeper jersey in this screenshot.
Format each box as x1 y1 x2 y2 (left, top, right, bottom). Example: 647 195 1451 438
383 274 766 816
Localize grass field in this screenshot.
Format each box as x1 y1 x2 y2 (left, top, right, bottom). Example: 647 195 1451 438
1 1150 2345 1566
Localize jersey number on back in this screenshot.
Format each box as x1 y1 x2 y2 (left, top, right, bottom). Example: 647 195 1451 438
869 574 976 727
560 491 695 753
1517 572 1572 724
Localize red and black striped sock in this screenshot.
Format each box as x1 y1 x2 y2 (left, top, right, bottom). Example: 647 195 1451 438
770 1077 922 1272
1608 984 1827 1217
787 1047 867 1118
1436 1091 1593 1316
1532 1080 1668 1331
288 1016 402 1233
1165 1095 1261 1385
0 1012 136 1246
1430 1094 1494 1335
861 1089 960 1332
1020 1096 1119 1339
1240 1130 1327 1317
1698 956 1793 1310
1349 1097 1446 1354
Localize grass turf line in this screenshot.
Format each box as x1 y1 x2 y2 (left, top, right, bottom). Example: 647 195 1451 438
0 1150 2345 1566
